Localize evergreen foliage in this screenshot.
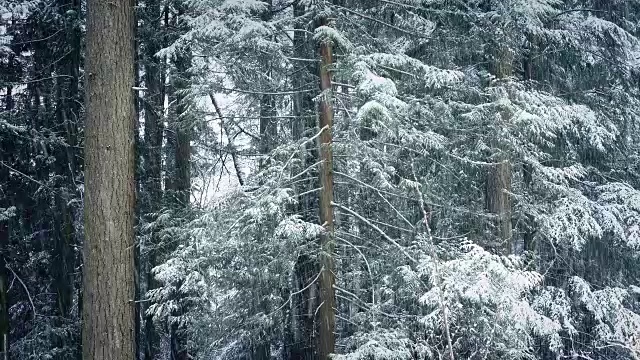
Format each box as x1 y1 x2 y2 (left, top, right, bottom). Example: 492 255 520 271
1 0 640 359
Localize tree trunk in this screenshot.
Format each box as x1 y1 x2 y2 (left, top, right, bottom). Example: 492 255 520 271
52 0 81 333
486 43 513 256
141 0 164 357
290 2 319 358
258 0 276 163
486 160 512 255
0 82 14 360
168 5 191 358
317 17 336 360
169 50 191 207
0 180 9 360
82 0 137 359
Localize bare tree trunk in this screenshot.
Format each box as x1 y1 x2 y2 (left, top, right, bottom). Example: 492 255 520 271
290 2 319 358
486 44 513 256
141 0 164 357
486 160 512 255
171 49 191 207
82 0 136 358
258 0 277 161
0 211 8 360
317 17 336 360
0 82 15 360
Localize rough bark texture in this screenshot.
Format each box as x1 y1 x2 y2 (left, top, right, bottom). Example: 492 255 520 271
486 43 513 255
486 160 512 255
317 20 336 360
82 0 137 358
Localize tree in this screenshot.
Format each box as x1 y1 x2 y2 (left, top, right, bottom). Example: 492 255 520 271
316 16 337 360
82 0 136 359
139 1 165 358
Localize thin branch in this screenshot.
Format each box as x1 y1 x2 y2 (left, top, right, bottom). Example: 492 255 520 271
337 236 375 307
552 8 611 19
335 4 431 39
410 164 455 360
208 92 245 186
268 267 323 316
0 161 47 189
6 265 37 320
332 201 416 263
335 170 414 229
219 87 315 96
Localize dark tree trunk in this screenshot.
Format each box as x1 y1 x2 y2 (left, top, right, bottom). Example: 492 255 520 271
0 80 14 360
290 1 319 358
141 0 165 357
259 0 277 161
173 51 192 207
0 178 9 360
82 0 137 358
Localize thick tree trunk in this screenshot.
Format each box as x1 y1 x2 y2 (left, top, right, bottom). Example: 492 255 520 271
82 0 137 359
317 18 336 360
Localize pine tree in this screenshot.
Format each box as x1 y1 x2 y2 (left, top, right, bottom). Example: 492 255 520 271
82 0 136 359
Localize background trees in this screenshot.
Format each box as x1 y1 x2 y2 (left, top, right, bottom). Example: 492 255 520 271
0 0 639 359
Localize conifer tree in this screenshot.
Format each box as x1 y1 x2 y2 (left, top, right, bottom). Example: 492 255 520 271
82 0 136 359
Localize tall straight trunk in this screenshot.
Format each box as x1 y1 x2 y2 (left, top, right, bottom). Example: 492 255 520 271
143 0 164 210
141 0 164 357
252 3 276 357
168 5 190 359
486 44 513 255
259 0 277 161
317 18 336 360
82 0 136 358
0 222 7 360
52 0 82 330
134 27 142 360
166 49 191 208
0 86 11 360
290 2 319 359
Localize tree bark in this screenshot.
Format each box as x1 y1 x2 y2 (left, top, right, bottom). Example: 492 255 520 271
317 17 336 360
486 43 513 256
82 0 137 359
486 160 512 255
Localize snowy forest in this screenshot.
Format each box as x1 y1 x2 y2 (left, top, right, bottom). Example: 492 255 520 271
1 0 640 359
